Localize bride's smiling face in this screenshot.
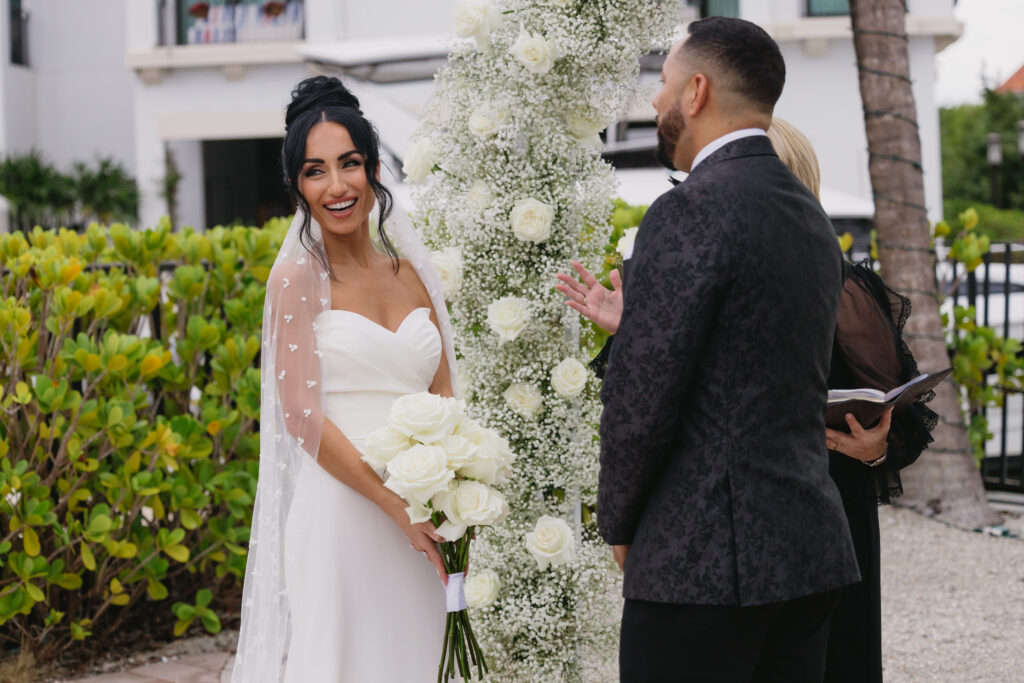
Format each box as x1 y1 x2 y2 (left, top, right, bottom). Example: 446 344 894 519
298 121 377 239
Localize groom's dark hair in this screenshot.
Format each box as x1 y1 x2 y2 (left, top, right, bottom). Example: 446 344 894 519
680 17 785 115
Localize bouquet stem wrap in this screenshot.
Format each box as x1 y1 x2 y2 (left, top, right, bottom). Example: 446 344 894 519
439 534 486 681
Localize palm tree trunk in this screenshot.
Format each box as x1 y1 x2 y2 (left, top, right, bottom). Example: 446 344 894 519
849 0 1000 527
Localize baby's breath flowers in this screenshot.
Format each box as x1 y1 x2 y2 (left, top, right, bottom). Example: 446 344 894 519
407 0 675 678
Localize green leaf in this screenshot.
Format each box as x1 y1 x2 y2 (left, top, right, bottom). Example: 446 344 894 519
22 527 40 557
173 617 193 637
80 542 96 571
25 582 44 602
147 578 168 601
196 588 213 608
163 544 189 563
199 610 221 634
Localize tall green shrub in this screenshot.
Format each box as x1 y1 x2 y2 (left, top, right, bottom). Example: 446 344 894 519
0 217 286 658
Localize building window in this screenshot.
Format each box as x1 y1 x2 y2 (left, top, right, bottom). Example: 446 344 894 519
174 0 304 46
9 0 28 66
807 0 850 16
685 0 740 19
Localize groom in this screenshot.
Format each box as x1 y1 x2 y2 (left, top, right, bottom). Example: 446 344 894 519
598 17 860 682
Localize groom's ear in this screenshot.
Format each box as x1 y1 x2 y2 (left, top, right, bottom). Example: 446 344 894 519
685 73 710 117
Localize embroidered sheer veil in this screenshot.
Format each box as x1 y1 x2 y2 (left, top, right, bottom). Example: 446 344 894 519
232 167 456 681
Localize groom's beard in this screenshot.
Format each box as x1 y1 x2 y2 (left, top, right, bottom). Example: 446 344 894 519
655 109 685 171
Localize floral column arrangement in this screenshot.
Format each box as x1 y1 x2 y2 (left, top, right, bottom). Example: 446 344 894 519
407 0 675 678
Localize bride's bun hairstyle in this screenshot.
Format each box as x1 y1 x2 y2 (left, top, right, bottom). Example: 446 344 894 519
282 75 397 276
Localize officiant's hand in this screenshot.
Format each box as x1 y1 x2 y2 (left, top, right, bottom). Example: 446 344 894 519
825 408 892 463
556 261 624 334
612 544 629 571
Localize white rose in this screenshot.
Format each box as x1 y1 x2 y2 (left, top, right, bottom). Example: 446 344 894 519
464 569 501 608
431 246 463 300
566 111 604 138
510 30 557 75
453 0 501 50
439 480 509 531
440 433 478 471
547 0 572 6
510 198 554 243
405 501 432 524
550 358 588 398
460 429 515 484
616 226 639 258
486 296 530 343
504 382 543 420
384 444 455 506
525 515 576 570
469 104 509 139
466 180 494 209
360 425 414 471
565 111 605 148
387 392 457 444
402 138 436 183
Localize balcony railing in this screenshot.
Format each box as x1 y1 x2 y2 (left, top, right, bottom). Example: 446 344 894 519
162 0 304 47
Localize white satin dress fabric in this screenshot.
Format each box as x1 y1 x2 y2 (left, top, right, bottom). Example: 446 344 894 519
283 307 447 682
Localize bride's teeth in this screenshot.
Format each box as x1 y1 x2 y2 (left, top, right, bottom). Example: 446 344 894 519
326 199 356 211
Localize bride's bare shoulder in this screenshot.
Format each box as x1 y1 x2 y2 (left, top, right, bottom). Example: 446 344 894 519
393 258 432 304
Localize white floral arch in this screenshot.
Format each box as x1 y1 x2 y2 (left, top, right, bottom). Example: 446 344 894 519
409 1 675 677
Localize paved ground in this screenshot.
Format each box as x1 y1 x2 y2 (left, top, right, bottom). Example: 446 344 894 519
59 503 1024 682
62 653 234 683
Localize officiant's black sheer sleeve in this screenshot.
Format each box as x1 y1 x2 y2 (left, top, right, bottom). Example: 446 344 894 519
828 261 938 503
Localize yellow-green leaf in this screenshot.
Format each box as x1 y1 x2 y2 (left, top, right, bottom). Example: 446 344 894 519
164 544 190 563
173 617 192 637
81 542 96 571
25 582 44 602
180 508 201 530
140 354 163 378
23 527 40 557
107 354 128 373
84 353 101 373
147 579 168 601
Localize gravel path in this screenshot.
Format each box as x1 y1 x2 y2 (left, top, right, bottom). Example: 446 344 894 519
880 504 1024 682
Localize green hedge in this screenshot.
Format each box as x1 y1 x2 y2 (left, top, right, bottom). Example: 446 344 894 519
943 199 1024 243
0 217 286 658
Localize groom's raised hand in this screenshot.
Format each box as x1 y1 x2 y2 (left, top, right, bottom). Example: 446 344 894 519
555 261 624 334
612 544 629 571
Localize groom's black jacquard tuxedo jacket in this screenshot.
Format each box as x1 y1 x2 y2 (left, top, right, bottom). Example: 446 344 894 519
598 135 860 607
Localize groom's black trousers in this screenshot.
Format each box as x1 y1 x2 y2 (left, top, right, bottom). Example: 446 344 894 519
620 588 842 682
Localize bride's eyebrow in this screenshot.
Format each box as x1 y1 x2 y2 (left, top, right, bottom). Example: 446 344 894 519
303 150 362 165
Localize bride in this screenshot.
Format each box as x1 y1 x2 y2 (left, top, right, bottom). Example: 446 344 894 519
232 76 456 681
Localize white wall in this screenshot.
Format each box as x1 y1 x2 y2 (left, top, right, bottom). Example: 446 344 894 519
23 0 136 173
775 34 944 225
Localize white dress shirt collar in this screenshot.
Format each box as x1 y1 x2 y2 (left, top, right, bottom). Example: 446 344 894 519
689 128 767 172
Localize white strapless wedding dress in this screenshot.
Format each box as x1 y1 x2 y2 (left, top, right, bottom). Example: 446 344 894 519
283 307 446 682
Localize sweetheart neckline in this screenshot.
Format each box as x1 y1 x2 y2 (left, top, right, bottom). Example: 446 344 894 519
318 306 432 336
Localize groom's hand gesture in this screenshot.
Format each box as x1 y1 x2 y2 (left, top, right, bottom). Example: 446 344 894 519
555 261 624 335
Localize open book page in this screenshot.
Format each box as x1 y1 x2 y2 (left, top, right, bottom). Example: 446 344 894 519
825 368 951 431
828 387 886 403
882 372 932 402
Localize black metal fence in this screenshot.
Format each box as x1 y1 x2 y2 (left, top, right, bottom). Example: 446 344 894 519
946 242 1024 493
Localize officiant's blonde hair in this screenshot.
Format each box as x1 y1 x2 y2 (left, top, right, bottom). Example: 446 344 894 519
767 118 821 200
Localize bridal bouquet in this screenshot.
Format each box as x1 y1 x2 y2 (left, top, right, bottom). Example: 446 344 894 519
362 392 514 681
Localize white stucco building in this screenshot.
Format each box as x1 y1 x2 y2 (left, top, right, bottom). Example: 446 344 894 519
0 0 961 232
